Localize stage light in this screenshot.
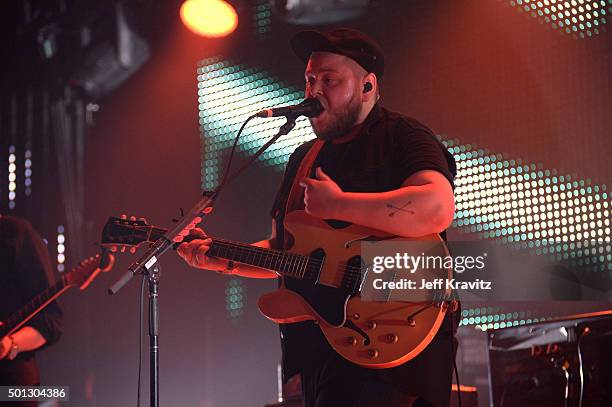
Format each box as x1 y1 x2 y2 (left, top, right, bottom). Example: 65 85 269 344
197 58 313 190
57 225 66 272
180 0 238 38
225 279 246 320
8 146 16 209
271 0 369 25
505 0 610 39
25 149 32 196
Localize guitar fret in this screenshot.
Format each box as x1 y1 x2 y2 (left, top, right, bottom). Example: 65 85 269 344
302 256 309 278
292 255 300 277
263 248 270 270
255 247 263 268
3 275 68 336
285 253 293 276
302 256 308 277
274 251 280 271
148 225 312 280
289 254 298 277
280 252 288 276
298 255 304 277
200 238 312 280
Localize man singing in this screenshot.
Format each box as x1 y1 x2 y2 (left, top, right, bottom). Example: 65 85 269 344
178 28 457 407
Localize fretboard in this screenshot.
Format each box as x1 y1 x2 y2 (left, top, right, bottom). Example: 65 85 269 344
150 226 313 278
208 238 310 278
0 276 70 338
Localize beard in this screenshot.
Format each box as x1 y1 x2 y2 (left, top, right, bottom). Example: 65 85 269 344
309 93 362 141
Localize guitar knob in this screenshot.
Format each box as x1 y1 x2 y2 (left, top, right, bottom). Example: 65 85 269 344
386 334 398 343
367 349 379 359
366 321 377 330
352 313 360 320
407 318 416 327
346 337 357 346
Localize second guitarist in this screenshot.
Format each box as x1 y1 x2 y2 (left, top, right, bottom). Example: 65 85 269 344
0 215 63 398
178 28 458 407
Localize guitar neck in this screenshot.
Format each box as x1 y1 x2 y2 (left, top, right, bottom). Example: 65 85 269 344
149 227 310 278
1 276 71 338
209 238 310 277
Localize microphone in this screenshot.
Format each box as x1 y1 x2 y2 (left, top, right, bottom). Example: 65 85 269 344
256 98 323 118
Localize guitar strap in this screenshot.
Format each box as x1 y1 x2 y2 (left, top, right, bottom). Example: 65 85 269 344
282 139 325 249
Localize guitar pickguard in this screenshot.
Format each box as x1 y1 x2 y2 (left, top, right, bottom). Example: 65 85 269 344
283 275 351 327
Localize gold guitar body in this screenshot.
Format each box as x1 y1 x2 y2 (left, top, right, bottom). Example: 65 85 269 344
258 210 452 369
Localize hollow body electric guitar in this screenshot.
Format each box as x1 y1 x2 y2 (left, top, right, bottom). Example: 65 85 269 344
102 210 452 369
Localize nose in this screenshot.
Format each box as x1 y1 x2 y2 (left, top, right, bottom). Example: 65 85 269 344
306 81 323 99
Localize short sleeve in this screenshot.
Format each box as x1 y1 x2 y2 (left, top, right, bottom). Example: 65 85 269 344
392 121 457 188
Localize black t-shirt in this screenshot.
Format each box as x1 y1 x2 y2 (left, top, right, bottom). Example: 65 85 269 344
271 105 457 401
269 104 458 405
0 215 63 386
271 103 456 239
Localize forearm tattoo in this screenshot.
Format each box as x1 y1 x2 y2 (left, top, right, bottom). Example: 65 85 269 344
386 201 415 217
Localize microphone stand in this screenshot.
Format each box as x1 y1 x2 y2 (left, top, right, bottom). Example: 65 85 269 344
108 115 298 407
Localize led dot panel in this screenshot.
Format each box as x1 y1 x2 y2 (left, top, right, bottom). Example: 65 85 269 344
445 136 610 273
458 306 549 330
198 58 315 190
225 278 246 320
504 0 611 39
197 60 610 270
8 145 17 209
197 59 610 327
57 225 66 272
24 148 32 196
253 0 272 37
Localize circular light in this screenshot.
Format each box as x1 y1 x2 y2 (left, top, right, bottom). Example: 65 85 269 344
180 0 238 38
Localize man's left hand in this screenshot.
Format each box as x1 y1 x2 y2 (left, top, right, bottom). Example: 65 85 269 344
299 167 344 219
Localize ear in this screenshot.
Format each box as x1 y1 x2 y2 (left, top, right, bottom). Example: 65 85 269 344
361 73 378 102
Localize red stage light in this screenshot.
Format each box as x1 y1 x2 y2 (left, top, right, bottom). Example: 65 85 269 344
180 0 238 38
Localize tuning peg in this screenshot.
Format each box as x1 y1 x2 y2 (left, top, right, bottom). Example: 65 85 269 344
120 214 127 220
110 246 118 253
130 247 136 254
130 216 136 221
120 246 126 253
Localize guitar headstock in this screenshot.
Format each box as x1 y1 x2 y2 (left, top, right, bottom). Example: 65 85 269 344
64 252 116 290
101 215 163 251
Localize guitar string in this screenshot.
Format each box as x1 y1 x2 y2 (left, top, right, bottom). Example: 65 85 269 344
211 240 369 285
125 226 442 286
128 226 369 278
206 239 447 288
126 226 365 278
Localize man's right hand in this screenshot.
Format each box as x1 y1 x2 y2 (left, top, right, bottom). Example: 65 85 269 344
176 228 229 271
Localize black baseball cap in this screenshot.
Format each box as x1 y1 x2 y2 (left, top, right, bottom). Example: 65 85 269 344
290 28 385 79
